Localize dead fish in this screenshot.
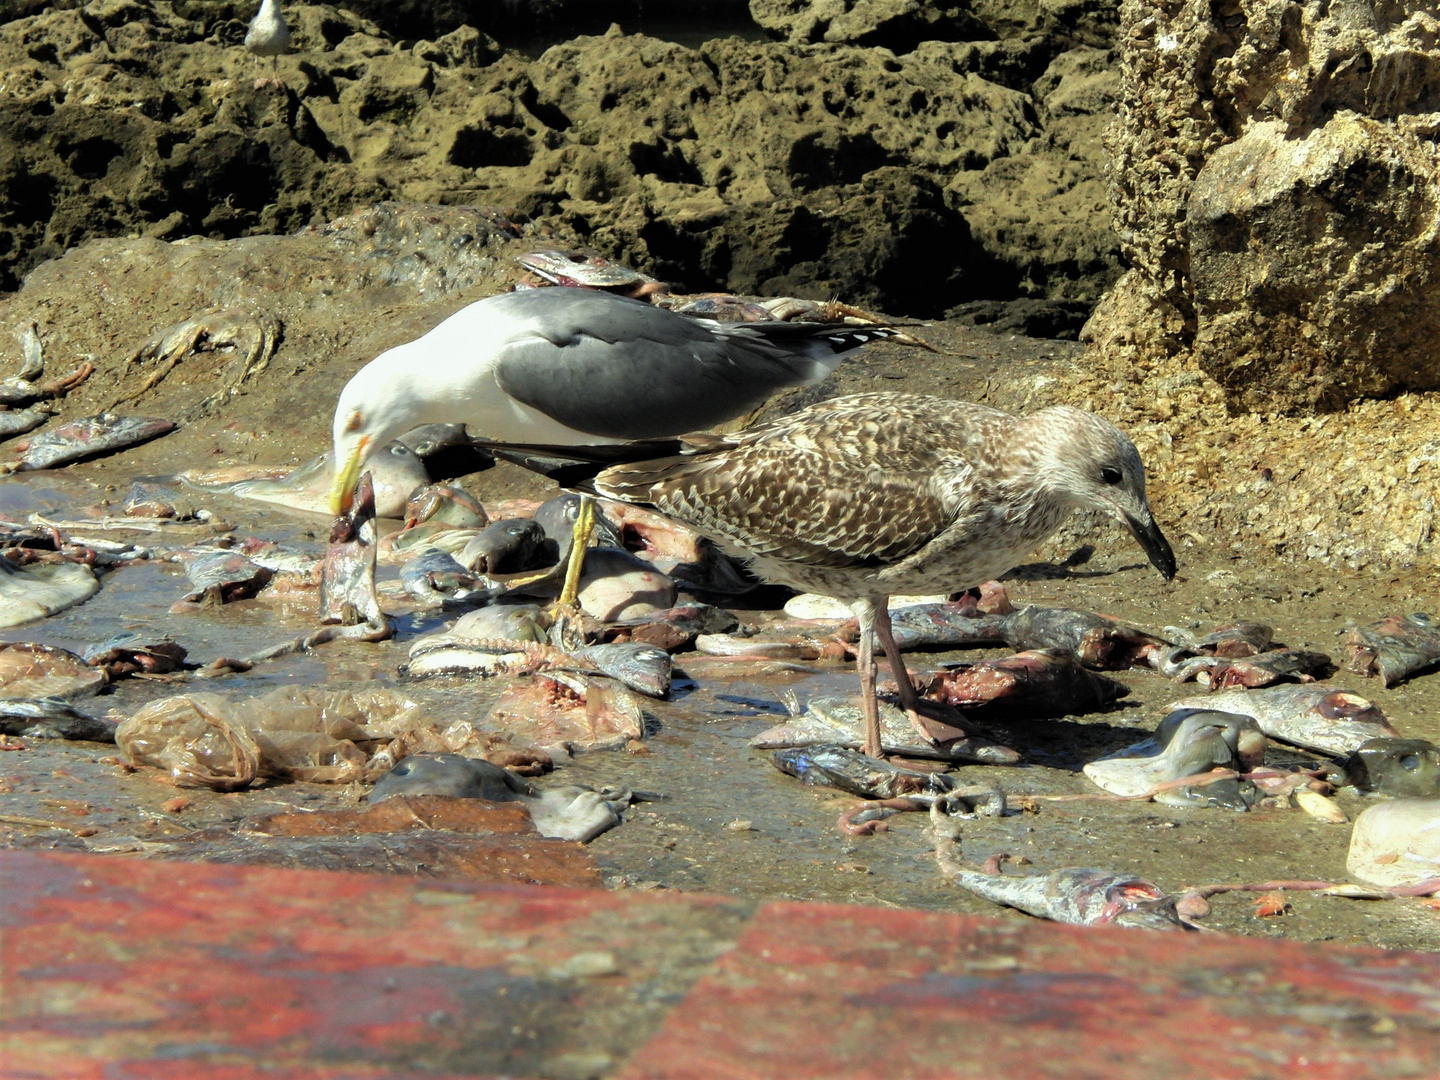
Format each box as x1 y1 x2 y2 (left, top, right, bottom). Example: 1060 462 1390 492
403 636 554 679
925 649 1128 718
885 602 1012 650
122 482 199 520
1342 738 1440 798
669 295 777 321
320 470 382 626
399 548 493 604
1155 776 1260 812
397 423 472 458
772 744 964 801
0 641 106 699
1345 613 1440 687
0 696 113 741
457 518 551 575
932 820 1185 930
577 547 677 621
82 635 188 679
605 603 740 650
173 550 273 608
1084 708 1266 798
750 696 1019 765
0 408 49 441
372 751 633 842
403 484 488 529
693 629 850 661
1169 684 1399 757
182 441 428 518
451 604 552 643
1154 646 1330 689
0 554 100 627
516 249 664 295
571 641 672 698
1000 605 1168 670
8 414 174 471
1164 622 1274 657
534 494 622 565
372 752 536 801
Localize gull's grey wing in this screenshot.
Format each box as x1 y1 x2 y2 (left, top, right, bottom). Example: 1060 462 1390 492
490 289 880 441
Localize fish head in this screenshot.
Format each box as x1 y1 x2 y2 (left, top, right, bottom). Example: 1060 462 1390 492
1102 880 1184 930
1035 407 1177 582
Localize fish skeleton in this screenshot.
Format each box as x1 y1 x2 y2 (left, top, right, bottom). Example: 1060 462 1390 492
1168 684 1398 757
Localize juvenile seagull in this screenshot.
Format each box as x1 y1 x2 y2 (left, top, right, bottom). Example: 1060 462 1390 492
330 287 904 599
592 392 1177 758
245 0 291 88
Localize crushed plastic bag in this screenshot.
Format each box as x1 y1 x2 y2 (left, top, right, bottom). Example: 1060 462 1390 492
115 686 535 790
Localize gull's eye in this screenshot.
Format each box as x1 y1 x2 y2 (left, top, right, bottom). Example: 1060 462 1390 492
1100 466 1123 485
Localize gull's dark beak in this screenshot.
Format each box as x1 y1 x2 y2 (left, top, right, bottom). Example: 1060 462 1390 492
1123 510 1177 581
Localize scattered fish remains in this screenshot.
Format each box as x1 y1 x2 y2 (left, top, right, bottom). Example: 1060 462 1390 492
1084 708 1266 802
0 554 100 628
1345 613 1440 687
173 550 273 609
320 471 384 629
1168 684 1398 757
924 649 1129 718
0 641 106 699
773 744 968 802
751 696 1019 765
932 811 1185 929
1342 738 1440 798
0 697 112 740
5 414 175 471
372 752 634 842
182 441 428 518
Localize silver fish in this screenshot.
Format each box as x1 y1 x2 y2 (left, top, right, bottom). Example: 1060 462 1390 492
194 441 427 519
320 471 382 626
772 744 970 802
1345 613 1440 687
750 696 1020 765
457 518 551 575
1164 622 1274 657
0 696 113 741
0 555 100 628
1169 684 1399 757
402 484 488 529
0 408 49 441
1000 605 1168 670
1084 708 1266 799
571 641 672 698
1154 645 1329 688
450 604 552 643
402 637 549 679
399 548 492 604
10 413 175 471
944 864 1186 929
372 752 536 801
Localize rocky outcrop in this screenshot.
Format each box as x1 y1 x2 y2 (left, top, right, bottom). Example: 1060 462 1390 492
1087 0 1440 413
750 0 1117 51
0 0 1125 315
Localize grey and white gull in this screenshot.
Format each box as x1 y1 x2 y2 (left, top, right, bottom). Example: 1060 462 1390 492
245 0 291 87
329 286 904 596
591 391 1177 758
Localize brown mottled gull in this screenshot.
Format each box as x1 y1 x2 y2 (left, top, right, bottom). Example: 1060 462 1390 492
592 391 1177 758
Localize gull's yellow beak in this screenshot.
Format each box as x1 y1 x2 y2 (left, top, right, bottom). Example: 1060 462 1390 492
329 436 369 516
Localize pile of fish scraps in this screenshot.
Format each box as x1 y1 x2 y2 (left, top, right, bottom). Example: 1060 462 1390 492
1 397 1439 930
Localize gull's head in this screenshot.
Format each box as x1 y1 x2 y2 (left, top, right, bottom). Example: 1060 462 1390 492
330 353 418 515
1032 406 1177 581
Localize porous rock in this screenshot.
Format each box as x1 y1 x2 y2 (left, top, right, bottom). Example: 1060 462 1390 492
1088 0 1440 414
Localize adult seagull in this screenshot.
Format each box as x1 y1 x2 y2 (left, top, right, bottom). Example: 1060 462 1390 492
329 286 905 598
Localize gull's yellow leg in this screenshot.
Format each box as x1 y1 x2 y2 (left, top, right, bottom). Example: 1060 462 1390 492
555 494 595 611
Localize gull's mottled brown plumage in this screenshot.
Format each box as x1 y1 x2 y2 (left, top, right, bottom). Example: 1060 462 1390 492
594 391 1177 757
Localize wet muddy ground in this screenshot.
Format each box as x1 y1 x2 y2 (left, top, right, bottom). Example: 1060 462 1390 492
2 332 1439 954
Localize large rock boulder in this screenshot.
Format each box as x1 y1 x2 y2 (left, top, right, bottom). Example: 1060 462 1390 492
1087 0 1440 414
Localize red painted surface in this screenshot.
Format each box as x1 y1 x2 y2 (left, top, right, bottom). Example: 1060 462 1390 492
5 850 1440 1080
622 902 1440 1080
